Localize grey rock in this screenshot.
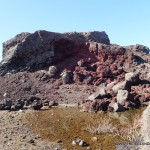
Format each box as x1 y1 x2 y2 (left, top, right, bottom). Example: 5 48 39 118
79 140 84 146
28 139 35 144
108 102 125 112
125 72 140 84
1 31 110 75
31 100 43 110
116 90 129 105
3 99 13 110
112 81 131 94
61 71 73 84
87 92 101 100
48 66 57 77
14 100 25 110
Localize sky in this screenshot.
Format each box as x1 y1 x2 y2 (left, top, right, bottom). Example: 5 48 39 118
0 0 150 60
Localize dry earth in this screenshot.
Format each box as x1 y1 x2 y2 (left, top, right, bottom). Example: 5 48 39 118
0 110 62 150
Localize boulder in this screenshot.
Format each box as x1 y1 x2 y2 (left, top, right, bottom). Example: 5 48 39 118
135 63 150 81
125 72 140 84
2 99 13 110
112 81 131 94
48 66 57 77
96 83 107 96
61 70 73 84
98 100 109 111
82 99 109 112
87 84 107 101
116 90 131 105
31 100 43 110
108 102 125 112
87 92 101 101
14 100 25 110
106 81 117 90
0 103 5 110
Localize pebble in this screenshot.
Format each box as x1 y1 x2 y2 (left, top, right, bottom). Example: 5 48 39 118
22 135 26 139
71 140 76 146
57 139 62 143
79 140 84 146
4 135 8 138
75 137 81 144
28 139 35 144
91 136 98 142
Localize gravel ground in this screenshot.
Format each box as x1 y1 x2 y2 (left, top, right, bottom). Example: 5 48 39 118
0 110 63 150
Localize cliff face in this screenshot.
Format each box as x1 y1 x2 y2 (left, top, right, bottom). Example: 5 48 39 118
1 30 109 75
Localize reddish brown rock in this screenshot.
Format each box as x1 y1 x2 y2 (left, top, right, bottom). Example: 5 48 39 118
0 30 149 112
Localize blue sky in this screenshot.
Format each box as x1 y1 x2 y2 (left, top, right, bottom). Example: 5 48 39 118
0 0 150 60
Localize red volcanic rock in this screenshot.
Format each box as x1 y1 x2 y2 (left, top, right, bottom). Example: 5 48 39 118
1 31 109 75
0 30 149 112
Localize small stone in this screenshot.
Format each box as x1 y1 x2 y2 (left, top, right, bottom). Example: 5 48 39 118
79 140 84 146
22 135 26 139
91 136 98 142
18 109 24 113
71 140 76 146
4 135 8 138
28 139 35 144
57 139 62 143
86 146 91 150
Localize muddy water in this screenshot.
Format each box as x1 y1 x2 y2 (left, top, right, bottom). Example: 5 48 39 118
25 107 145 150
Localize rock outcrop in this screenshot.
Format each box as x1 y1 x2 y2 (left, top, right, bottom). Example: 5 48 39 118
1 30 109 75
0 30 149 112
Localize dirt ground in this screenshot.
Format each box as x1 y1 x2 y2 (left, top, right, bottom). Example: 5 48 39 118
0 71 96 105
0 110 62 150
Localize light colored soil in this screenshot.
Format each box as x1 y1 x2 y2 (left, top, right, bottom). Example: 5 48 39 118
0 110 62 150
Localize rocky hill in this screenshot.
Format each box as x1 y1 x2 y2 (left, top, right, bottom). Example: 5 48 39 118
0 30 149 112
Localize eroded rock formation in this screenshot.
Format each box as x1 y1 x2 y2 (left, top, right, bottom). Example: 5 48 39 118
0 30 149 112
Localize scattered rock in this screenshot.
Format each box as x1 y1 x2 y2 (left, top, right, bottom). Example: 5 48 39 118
28 139 35 144
31 100 43 110
2 99 13 110
91 137 98 142
48 66 57 77
14 100 25 110
61 70 73 84
125 72 140 84
49 101 58 107
108 102 125 112
0 30 149 113
87 92 101 100
79 140 84 147
86 146 91 150
116 90 130 105
57 139 62 143
71 140 76 146
112 81 131 94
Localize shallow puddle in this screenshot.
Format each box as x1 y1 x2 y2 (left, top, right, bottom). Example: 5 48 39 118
25 107 145 150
